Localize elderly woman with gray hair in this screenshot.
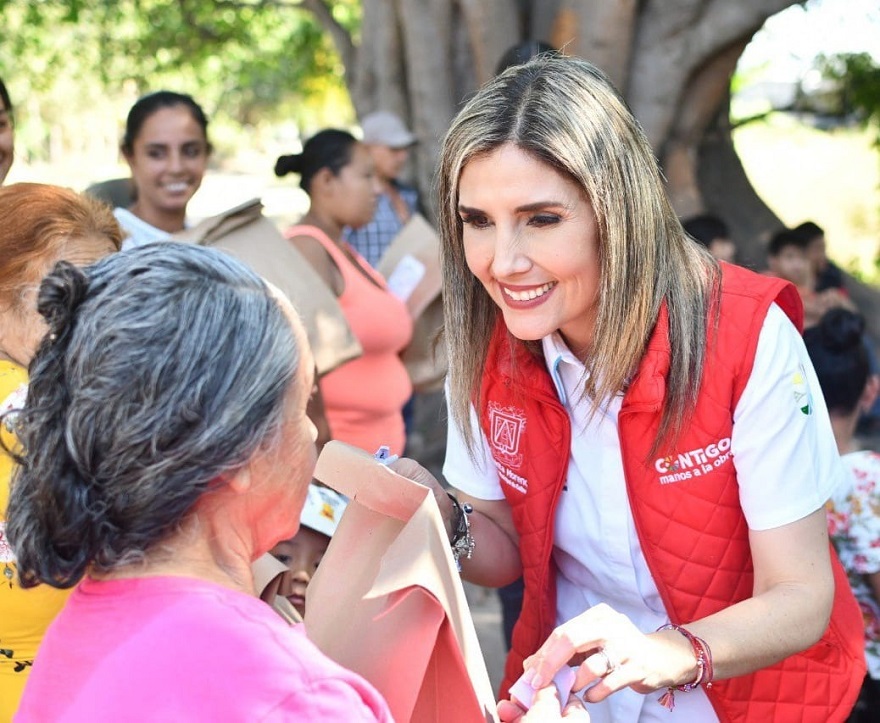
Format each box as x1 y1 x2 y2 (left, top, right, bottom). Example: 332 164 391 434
5 244 391 721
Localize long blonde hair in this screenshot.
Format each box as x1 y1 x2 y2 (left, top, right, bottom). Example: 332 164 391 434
437 56 719 454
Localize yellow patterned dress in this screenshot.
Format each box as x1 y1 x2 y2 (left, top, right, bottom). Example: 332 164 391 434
0 360 71 721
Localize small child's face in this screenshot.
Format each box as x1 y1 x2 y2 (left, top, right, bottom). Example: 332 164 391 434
270 526 330 617
708 238 736 264
806 236 827 270
770 246 810 286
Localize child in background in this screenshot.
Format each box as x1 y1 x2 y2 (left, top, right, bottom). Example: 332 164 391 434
270 484 348 618
682 213 737 264
792 220 845 292
766 228 853 328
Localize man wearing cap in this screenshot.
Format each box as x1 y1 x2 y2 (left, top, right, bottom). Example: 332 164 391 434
345 110 420 268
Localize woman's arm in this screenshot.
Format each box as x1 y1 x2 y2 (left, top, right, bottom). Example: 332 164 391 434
457 492 522 587
522 307 840 698
522 508 834 698
389 458 522 587
681 507 833 677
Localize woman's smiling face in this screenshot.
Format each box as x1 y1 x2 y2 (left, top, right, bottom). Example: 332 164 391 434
124 104 209 220
458 142 602 353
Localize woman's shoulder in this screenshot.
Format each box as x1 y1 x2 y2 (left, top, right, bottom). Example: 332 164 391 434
284 225 345 294
176 588 390 719
113 207 171 248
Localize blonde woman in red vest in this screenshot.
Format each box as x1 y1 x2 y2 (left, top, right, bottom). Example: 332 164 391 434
393 56 864 722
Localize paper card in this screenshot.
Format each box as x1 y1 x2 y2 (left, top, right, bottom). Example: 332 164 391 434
386 253 427 303
509 666 577 713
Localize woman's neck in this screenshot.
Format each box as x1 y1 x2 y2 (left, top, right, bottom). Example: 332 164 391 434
90 513 256 596
128 202 187 234
831 411 861 456
300 208 344 245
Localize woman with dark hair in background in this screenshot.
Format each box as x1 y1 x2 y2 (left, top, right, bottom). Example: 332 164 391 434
113 91 211 248
0 182 122 719
276 130 412 456
7 243 391 721
0 77 15 184
806 308 880 723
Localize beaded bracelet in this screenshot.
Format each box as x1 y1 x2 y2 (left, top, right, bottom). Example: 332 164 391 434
656 623 714 711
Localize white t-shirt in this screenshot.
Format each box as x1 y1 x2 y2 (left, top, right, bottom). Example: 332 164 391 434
443 303 844 723
113 207 173 250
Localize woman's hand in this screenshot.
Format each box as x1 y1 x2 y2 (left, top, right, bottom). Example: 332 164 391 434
521 604 697 704
497 686 590 722
389 457 456 539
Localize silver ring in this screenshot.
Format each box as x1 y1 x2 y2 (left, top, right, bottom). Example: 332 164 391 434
596 648 618 677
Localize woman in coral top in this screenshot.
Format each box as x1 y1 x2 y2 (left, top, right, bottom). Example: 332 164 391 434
276 130 413 455
0 183 121 720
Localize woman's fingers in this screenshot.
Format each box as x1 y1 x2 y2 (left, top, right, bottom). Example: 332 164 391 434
497 699 527 722
560 695 590 721
498 687 591 722
570 647 623 693
525 604 619 687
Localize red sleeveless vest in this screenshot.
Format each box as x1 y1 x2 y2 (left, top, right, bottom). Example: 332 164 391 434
478 263 864 722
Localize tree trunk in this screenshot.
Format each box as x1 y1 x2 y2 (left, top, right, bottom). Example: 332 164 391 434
306 0 880 331
309 1 799 223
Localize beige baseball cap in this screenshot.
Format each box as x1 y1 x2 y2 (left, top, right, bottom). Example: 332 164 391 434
360 111 417 149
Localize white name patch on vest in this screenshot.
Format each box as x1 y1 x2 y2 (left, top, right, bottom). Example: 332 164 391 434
654 437 732 484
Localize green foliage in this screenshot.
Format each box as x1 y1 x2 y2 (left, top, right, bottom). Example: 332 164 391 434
817 52 880 146
0 0 356 148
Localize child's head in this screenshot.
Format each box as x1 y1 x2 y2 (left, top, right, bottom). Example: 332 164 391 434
804 308 876 419
767 228 810 286
792 220 827 273
270 483 347 617
682 213 736 263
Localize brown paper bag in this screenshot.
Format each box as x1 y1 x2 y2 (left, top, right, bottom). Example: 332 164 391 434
252 552 302 625
377 214 447 393
175 199 361 377
307 441 498 723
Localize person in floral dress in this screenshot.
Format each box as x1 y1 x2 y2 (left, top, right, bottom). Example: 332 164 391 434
806 307 880 721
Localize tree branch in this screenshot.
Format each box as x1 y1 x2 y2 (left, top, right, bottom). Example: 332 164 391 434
299 0 356 72
730 108 784 130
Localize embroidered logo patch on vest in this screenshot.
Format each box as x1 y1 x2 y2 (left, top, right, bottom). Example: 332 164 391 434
488 402 526 468
654 437 732 484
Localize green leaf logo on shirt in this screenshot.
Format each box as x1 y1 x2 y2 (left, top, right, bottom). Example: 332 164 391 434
793 365 813 415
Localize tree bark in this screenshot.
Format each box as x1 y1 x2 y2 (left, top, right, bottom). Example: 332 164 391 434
306 0 880 333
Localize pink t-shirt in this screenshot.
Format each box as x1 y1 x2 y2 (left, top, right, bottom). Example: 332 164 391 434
15 575 393 722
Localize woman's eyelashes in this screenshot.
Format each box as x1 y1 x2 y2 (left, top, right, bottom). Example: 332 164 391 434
459 210 563 230
530 213 561 227
459 212 490 229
